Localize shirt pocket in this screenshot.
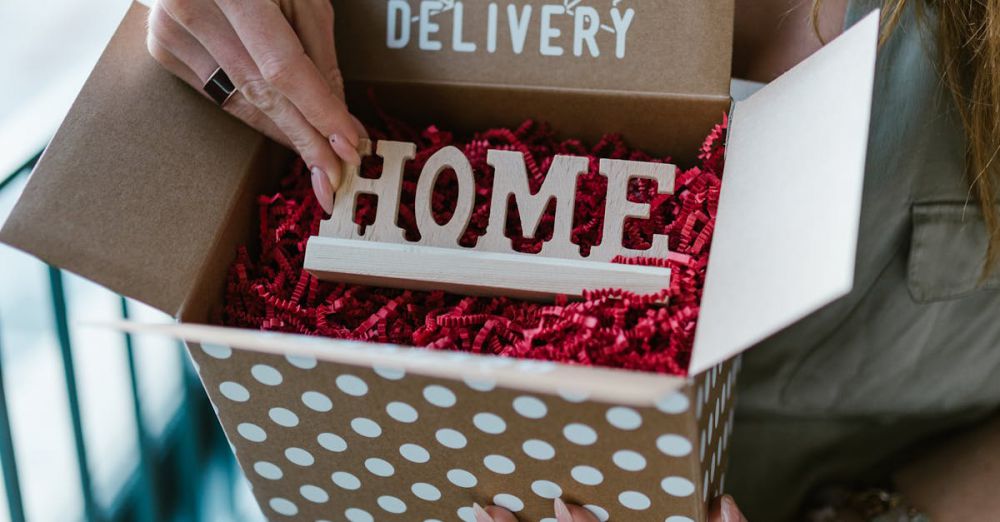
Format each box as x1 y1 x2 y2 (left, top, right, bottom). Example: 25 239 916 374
908 202 1000 303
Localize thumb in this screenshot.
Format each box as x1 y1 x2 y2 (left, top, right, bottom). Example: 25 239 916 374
472 503 518 522
554 499 600 522
708 495 748 522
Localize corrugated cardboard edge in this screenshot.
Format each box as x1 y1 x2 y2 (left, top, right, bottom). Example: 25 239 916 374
99 320 689 407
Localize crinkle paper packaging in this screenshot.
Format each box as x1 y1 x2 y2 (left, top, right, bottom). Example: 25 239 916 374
222 116 728 375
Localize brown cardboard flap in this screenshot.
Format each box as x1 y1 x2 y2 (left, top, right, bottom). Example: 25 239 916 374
0 2 264 315
334 0 734 99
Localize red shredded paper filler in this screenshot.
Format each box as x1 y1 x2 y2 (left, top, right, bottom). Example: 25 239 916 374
220 114 728 376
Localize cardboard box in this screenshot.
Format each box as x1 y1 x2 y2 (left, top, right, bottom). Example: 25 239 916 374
0 2 879 520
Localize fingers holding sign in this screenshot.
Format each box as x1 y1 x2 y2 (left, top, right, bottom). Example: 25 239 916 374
147 0 363 212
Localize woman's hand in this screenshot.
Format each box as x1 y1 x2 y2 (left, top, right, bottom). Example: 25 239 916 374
477 496 746 521
146 0 365 212
474 499 599 522
709 495 748 522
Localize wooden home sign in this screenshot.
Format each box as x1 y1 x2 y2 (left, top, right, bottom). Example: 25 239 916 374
304 139 676 300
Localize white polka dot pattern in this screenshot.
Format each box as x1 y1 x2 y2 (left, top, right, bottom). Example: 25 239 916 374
483 454 515 474
285 354 317 370
463 375 496 391
456 506 475 522
472 412 506 434
657 434 693 457
696 357 741 503
299 484 328 503
522 439 556 461
194 347 739 521
571 465 604 486
531 480 562 499
563 423 598 445
350 418 381 438
254 461 282 480
446 469 477 488
301 391 332 412
237 422 266 443
284 447 314 467
335 374 368 396
493 493 524 512
618 490 651 510
612 449 647 471
219 381 249 402
344 507 372 522
386 401 419 423
251 364 282 386
662 476 696 497
316 433 346 453
364 458 394 477
269 497 297 516
423 385 457 407
377 495 407 514
268 407 298 427
399 443 430 464
372 364 406 380
585 504 610 522
200 343 231 359
411 482 441 501
435 428 467 449
605 406 643 430
331 471 360 491
512 396 547 419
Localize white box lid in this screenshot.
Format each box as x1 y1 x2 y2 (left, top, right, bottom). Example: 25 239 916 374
689 11 879 374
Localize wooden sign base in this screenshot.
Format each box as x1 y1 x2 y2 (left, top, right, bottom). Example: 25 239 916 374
305 237 671 301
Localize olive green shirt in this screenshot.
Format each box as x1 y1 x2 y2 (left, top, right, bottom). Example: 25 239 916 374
728 2 1000 519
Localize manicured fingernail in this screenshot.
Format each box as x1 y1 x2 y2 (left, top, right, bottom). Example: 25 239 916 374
721 496 739 522
310 166 334 214
330 134 362 166
472 503 493 522
554 498 573 522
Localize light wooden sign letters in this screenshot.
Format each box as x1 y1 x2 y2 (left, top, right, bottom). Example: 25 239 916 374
305 139 676 300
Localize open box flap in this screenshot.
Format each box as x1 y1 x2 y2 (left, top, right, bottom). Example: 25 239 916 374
689 11 880 375
102 321 689 407
0 2 264 315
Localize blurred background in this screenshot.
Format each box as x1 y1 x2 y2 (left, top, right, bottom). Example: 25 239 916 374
0 2 265 520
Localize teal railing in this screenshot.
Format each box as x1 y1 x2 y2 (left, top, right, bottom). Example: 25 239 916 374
0 155 256 522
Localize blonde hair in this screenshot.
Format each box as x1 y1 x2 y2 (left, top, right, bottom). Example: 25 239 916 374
815 1 1000 275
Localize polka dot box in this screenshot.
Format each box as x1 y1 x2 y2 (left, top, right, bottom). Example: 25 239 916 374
1 3 879 521
119 322 738 522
